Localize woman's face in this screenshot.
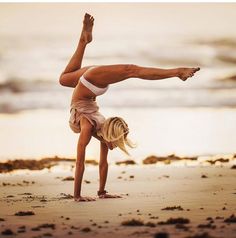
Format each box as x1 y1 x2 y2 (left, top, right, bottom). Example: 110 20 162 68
105 141 117 150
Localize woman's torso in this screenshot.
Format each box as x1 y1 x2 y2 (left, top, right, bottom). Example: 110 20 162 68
71 66 108 104
71 80 96 104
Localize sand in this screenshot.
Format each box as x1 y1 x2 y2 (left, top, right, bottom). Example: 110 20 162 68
0 164 236 238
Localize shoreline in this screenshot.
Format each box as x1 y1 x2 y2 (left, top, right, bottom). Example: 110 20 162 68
0 153 235 174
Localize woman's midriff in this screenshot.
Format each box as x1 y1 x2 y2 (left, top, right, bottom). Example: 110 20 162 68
71 80 96 104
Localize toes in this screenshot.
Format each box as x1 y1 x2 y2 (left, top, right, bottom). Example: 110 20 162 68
85 13 91 18
193 67 200 73
89 15 94 21
84 13 93 24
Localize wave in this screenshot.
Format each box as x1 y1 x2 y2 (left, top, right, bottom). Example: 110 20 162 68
1 57 236 113
194 38 236 48
0 78 62 93
1 87 236 113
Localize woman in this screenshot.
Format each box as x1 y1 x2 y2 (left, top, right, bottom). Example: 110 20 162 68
59 13 200 202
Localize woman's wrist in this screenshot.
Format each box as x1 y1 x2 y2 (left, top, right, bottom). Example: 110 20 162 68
97 190 108 196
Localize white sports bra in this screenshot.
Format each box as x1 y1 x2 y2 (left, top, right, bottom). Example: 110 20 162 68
80 75 109 96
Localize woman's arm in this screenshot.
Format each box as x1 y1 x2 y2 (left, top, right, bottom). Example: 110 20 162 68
98 142 109 193
74 117 96 202
93 133 122 199
92 132 114 150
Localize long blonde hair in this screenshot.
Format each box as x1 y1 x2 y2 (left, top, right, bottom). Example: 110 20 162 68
97 117 135 155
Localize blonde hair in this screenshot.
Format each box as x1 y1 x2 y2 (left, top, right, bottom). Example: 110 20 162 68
97 117 135 155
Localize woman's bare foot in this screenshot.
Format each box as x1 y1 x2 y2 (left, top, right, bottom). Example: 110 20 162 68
80 13 94 44
74 196 96 202
178 67 200 81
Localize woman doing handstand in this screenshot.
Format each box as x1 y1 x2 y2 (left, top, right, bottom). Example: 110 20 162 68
59 13 200 202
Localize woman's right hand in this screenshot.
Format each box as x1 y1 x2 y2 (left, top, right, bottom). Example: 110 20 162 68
74 196 96 202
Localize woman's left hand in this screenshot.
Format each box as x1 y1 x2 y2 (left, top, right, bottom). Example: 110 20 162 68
98 193 122 199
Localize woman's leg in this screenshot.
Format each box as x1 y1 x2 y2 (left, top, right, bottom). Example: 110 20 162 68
84 64 200 86
59 13 94 87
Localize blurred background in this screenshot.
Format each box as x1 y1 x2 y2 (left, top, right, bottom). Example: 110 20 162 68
0 3 236 161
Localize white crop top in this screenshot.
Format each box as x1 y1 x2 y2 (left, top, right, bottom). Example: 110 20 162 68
80 75 109 96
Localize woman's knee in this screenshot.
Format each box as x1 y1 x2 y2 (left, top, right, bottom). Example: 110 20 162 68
124 64 140 78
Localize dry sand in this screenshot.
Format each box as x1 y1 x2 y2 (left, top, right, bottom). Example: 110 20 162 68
0 164 236 238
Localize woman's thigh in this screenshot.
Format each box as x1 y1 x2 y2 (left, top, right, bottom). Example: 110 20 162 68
83 64 137 86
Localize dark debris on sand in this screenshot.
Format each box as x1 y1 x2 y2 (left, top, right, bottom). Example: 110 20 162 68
39 224 55 229
121 219 144 226
59 193 73 199
121 219 158 227
32 223 56 231
18 225 26 231
231 165 236 169
116 160 136 165
81 227 91 232
224 214 236 223
162 206 184 211
143 154 197 165
132 231 150 236
2 181 35 187
62 176 74 181
150 216 159 219
197 223 216 229
1 229 15 235
19 192 32 195
0 156 76 173
6 195 14 198
185 232 215 238
175 223 190 231
145 222 156 227
154 232 169 238
15 211 35 216
16 194 48 203
158 217 190 225
206 158 229 164
42 232 53 236
17 225 26 233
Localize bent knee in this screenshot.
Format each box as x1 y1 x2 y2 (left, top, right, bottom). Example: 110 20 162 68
59 74 66 86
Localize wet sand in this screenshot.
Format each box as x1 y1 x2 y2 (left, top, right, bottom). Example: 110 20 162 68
0 164 236 238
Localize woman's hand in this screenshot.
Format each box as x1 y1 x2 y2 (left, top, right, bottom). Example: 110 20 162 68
74 196 96 202
98 193 122 199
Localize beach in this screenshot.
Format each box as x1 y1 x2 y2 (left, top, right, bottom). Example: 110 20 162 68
1 162 236 238
1 3 236 238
